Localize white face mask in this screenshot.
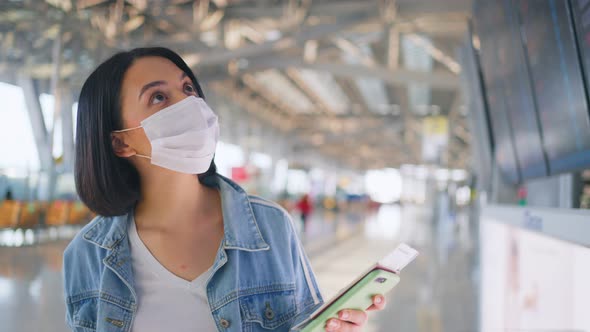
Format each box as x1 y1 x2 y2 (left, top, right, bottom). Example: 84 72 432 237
113 96 219 174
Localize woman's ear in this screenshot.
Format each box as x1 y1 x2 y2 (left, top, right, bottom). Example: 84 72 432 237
111 132 136 158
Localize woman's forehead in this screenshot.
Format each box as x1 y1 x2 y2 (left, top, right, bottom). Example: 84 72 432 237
124 56 184 87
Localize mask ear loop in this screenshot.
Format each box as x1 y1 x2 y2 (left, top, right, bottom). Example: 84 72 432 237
111 126 151 159
134 154 151 160
112 125 142 133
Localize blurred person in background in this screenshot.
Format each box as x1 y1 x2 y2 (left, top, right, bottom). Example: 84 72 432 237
63 47 386 332
296 193 313 232
4 187 13 201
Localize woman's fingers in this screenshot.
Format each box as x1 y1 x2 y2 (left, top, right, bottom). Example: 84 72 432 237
324 295 387 331
325 318 362 332
367 294 387 311
338 309 368 325
324 309 367 331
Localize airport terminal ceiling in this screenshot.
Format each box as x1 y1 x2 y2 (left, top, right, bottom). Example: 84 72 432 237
0 0 472 171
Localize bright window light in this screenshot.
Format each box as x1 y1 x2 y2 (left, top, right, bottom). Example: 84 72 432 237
456 185 471 206
0 82 40 170
287 169 310 196
215 141 245 176
272 159 289 194
451 169 468 182
250 152 272 170
365 168 402 204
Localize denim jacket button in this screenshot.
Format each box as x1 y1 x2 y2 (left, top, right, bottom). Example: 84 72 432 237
220 318 230 328
265 302 275 320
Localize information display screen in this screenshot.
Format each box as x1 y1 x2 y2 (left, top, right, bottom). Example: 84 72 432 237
541 0 590 173
500 0 549 179
458 26 494 191
474 0 522 183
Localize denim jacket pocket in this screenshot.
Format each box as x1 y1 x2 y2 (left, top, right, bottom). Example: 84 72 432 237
239 284 298 331
69 291 133 332
70 292 98 331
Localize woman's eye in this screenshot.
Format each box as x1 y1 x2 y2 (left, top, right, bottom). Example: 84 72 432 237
184 83 196 94
150 93 166 105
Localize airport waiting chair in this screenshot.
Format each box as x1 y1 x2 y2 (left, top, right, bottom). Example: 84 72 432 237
67 201 91 225
0 201 21 229
45 200 71 227
17 201 42 229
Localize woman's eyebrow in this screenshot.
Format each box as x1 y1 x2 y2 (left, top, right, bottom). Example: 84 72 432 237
138 80 166 100
138 73 188 100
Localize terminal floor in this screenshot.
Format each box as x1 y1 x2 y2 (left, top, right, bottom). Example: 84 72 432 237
0 204 478 332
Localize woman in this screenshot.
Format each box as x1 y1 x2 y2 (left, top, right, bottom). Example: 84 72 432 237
63 47 386 332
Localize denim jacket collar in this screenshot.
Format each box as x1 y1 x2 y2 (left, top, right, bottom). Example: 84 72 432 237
82 174 270 251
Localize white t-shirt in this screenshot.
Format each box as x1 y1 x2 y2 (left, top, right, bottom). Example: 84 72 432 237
128 219 218 332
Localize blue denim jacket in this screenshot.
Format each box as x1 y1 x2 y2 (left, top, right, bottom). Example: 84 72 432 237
63 174 324 331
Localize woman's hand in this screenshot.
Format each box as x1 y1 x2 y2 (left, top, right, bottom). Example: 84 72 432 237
324 294 387 331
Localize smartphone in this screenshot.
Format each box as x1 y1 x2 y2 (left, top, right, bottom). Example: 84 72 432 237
295 268 400 332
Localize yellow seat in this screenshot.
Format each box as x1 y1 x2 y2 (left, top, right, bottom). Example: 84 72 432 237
67 201 91 225
17 201 41 228
0 201 21 229
45 201 71 226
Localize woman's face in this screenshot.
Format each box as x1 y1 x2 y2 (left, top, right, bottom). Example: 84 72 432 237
112 56 199 158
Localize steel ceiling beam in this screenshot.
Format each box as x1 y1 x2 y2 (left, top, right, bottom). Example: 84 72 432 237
188 10 377 67
396 0 471 17
224 1 377 20
338 77 377 115
292 113 404 120
60 86 75 172
17 74 52 170
236 57 459 90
